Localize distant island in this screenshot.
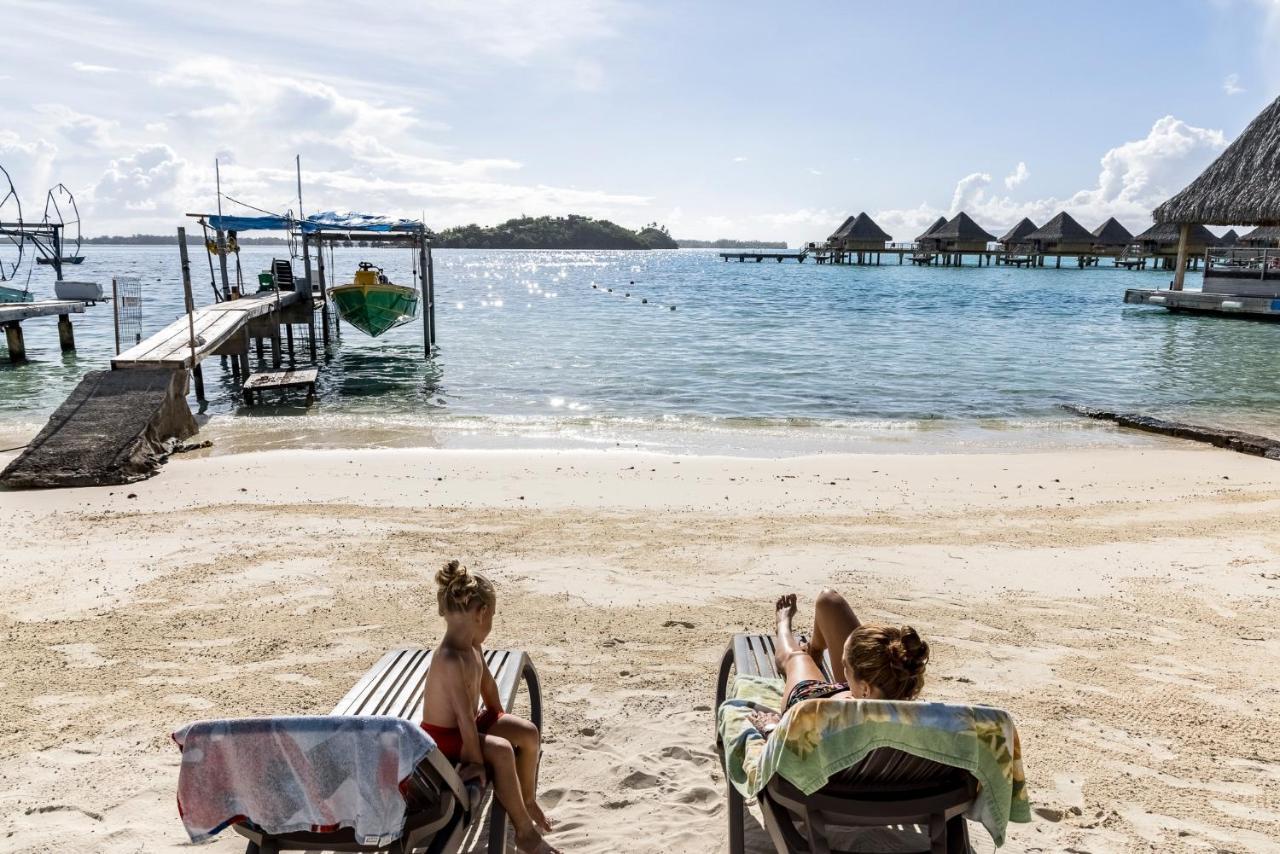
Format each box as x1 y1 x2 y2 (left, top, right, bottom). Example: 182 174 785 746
675 239 788 249
435 215 677 250
84 215 685 250
82 218 787 251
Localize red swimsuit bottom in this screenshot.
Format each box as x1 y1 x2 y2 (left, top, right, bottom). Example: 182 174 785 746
421 708 504 761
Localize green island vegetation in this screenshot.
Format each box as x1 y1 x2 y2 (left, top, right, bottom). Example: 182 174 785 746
435 215 678 250
675 239 788 249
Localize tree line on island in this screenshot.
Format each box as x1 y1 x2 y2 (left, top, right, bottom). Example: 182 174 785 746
81 215 785 250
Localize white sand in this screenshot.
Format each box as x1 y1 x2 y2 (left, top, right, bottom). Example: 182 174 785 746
2 445 1279 852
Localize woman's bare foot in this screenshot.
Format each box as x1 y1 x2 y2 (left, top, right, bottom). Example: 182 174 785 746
748 709 782 734
775 593 797 627
527 799 554 833
515 826 560 854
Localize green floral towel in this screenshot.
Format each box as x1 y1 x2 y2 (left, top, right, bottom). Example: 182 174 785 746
718 675 1030 847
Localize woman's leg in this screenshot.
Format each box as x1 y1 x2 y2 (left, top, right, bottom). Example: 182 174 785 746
775 594 826 705
806 588 862 683
488 714 551 832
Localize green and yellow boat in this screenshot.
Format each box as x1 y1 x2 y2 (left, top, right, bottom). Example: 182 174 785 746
329 262 420 337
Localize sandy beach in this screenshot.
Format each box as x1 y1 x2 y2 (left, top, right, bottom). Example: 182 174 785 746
2 442 1279 853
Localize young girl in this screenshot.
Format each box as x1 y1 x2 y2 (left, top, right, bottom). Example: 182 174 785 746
421 561 559 854
758 590 929 728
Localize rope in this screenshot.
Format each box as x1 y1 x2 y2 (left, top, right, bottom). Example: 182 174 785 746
0 444 28 453
222 195 284 218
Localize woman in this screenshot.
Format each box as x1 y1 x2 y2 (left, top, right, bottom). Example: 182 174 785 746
772 590 930 716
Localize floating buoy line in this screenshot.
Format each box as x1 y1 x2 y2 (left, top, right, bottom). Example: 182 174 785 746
589 279 677 310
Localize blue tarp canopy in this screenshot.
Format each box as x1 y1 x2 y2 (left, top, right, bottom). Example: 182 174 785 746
204 211 423 233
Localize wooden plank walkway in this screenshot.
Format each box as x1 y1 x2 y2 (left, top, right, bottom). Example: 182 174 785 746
112 290 300 370
242 367 318 406
0 299 86 323
719 250 808 262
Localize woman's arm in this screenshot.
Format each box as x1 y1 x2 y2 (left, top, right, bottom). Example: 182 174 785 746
479 656 504 714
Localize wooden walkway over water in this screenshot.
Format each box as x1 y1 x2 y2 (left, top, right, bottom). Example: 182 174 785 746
0 299 87 362
1124 288 1280 319
719 250 809 263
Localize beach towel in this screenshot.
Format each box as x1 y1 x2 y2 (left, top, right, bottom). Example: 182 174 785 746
172 715 435 846
718 675 1031 847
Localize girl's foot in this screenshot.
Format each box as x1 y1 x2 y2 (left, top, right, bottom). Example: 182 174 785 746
515 827 561 854
527 799 554 833
775 593 797 626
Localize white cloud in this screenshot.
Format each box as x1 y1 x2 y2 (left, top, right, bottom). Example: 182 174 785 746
71 61 118 74
869 115 1228 242
1223 73 1244 95
35 104 117 149
1004 161 1029 189
0 131 58 206
92 144 187 212
703 215 734 232
732 156 749 163
808 168 823 176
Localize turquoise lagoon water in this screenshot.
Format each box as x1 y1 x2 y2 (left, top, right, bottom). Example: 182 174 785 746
1 246 1277 454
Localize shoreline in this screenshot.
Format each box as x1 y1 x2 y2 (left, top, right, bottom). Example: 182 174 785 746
2 444 1279 852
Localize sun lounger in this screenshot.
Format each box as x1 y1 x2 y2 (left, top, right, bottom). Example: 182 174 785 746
176 647 541 854
715 633 1017 854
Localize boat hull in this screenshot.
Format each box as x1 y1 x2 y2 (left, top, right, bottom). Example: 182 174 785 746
329 282 420 337
54 280 105 301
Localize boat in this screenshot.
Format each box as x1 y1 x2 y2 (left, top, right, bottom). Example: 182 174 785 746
329 262 419 337
54 280 104 301
0 284 32 303
36 256 85 265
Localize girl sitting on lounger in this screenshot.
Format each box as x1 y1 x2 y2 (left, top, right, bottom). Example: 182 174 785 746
759 590 929 727
421 560 559 854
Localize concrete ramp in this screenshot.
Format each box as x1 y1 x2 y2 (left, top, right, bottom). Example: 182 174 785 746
1 368 197 489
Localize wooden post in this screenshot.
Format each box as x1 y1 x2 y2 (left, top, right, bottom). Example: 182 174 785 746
317 238 333 344
1172 224 1190 291
112 277 121 354
270 314 282 368
4 322 25 363
286 323 295 363
419 230 433 357
215 227 232 300
57 314 75 352
178 228 206 403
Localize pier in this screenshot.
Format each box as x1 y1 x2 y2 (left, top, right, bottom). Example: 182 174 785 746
0 299 86 362
719 249 808 262
1124 288 1280 319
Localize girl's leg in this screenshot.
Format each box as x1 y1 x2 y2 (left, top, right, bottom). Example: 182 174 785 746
806 588 862 683
488 714 552 831
775 593 825 704
482 735 559 853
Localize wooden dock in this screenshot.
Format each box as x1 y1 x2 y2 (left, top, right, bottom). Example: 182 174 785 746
0 299 87 362
112 290 302 370
1124 288 1280 319
719 250 808 263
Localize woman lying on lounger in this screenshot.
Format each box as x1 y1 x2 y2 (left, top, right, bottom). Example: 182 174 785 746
755 590 929 729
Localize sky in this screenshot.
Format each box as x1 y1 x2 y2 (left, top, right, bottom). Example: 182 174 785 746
1 0 1279 246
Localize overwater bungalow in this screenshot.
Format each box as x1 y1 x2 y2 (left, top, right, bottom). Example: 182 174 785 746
1021 211 1095 254
998 217 1038 249
1218 228 1240 247
1238 225 1280 248
915 216 947 246
830 212 892 251
1130 222 1219 257
1090 217 1133 253
922 212 994 252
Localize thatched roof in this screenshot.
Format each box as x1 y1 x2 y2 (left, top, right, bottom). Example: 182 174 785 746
827 216 856 242
1218 228 1239 246
1022 211 1095 243
1153 93 1280 226
928 211 995 242
999 217 1038 244
841 212 892 242
1132 222 1220 246
1090 217 1133 246
916 216 947 241
1239 225 1280 244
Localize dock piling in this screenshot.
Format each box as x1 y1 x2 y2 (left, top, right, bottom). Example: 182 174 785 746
57 314 75 352
4 322 24 363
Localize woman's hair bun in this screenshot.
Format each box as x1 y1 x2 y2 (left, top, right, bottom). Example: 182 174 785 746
436 559 468 590
887 627 929 675
843 622 930 701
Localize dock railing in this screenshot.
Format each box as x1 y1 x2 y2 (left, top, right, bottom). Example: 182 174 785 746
1206 246 1278 279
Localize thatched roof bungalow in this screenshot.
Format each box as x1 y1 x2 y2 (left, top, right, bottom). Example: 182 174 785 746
1021 211 1095 254
1218 228 1240 247
915 216 947 245
830 212 892 251
998 217 1038 248
922 212 995 252
826 216 856 247
1131 222 1219 256
1090 217 1133 251
1238 225 1280 248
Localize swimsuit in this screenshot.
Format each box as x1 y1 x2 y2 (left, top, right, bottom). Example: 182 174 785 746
785 679 849 712
421 708 504 761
